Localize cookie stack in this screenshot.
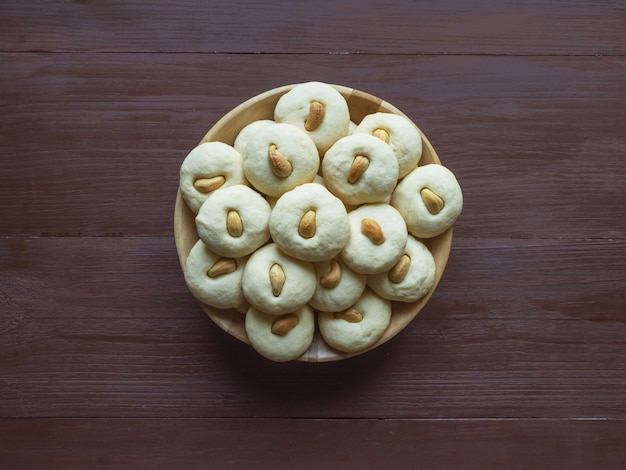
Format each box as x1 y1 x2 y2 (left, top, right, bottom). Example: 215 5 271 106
178 82 463 362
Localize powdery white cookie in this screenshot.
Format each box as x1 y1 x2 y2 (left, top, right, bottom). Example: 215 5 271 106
196 185 271 258
274 82 350 155
179 141 247 214
353 112 423 178
233 119 274 157
265 175 325 209
318 288 391 353
391 164 463 238
245 304 315 362
367 235 436 303
309 258 366 312
244 122 319 198
340 203 408 275
184 239 247 310
269 183 349 262
348 121 357 135
242 243 316 316
312 174 325 185
322 134 399 206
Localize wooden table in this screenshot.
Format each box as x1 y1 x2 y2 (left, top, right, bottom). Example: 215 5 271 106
1 1 625 468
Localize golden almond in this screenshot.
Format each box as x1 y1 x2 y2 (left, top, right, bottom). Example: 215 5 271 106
268 144 293 178
304 100 325 131
193 175 226 193
333 308 363 323
348 155 370 184
373 128 390 143
269 263 286 297
420 187 445 215
388 254 411 283
271 313 300 336
360 218 385 245
226 210 243 238
298 210 317 239
319 259 342 288
207 257 237 278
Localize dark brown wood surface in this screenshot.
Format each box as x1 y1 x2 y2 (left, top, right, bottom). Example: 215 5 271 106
1 1 625 468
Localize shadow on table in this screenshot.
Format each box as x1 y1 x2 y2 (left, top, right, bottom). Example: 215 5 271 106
207 324 401 415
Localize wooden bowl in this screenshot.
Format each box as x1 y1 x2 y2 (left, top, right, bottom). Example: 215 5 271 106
174 83 453 362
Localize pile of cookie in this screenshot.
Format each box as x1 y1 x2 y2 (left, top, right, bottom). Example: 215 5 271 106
179 82 463 362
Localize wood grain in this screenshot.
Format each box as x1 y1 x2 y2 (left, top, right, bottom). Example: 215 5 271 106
2 418 625 470
1 0 625 55
2 0 625 465
1 53 625 238
1 237 624 418
2 236 623 321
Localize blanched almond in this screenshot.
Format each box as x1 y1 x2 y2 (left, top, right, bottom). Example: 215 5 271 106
268 144 293 178
333 308 363 323
388 254 411 283
348 155 370 184
207 257 237 278
226 210 243 238
420 187 445 215
360 218 385 245
271 313 300 336
193 175 225 193
373 128 390 143
269 263 286 297
304 101 325 131
319 259 342 288
298 210 316 239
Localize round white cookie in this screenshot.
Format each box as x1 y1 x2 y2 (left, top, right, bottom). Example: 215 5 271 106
274 81 350 155
242 243 316 316
309 258 367 312
195 184 271 258
184 239 247 310
179 141 247 214
244 122 319 198
245 304 315 362
353 112 423 178
391 164 463 238
269 183 349 262
233 119 274 157
340 203 408 275
312 173 325 185
318 288 391 353
322 134 399 206
367 235 436 302
265 175 325 209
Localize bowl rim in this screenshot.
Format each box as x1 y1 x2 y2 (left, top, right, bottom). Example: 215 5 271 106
174 82 453 362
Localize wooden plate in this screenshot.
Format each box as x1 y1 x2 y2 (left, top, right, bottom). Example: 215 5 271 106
174 83 453 362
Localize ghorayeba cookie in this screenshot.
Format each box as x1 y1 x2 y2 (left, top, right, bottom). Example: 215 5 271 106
179 141 247 213
391 163 463 238
242 243 316 316
183 239 247 310
340 203 408 275
322 134 399 206
195 184 271 258
245 304 315 362
309 258 366 313
367 235 436 302
244 122 319 198
274 81 350 155
348 121 357 135
233 119 274 157
269 183 349 262
353 112 422 179
318 288 391 353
